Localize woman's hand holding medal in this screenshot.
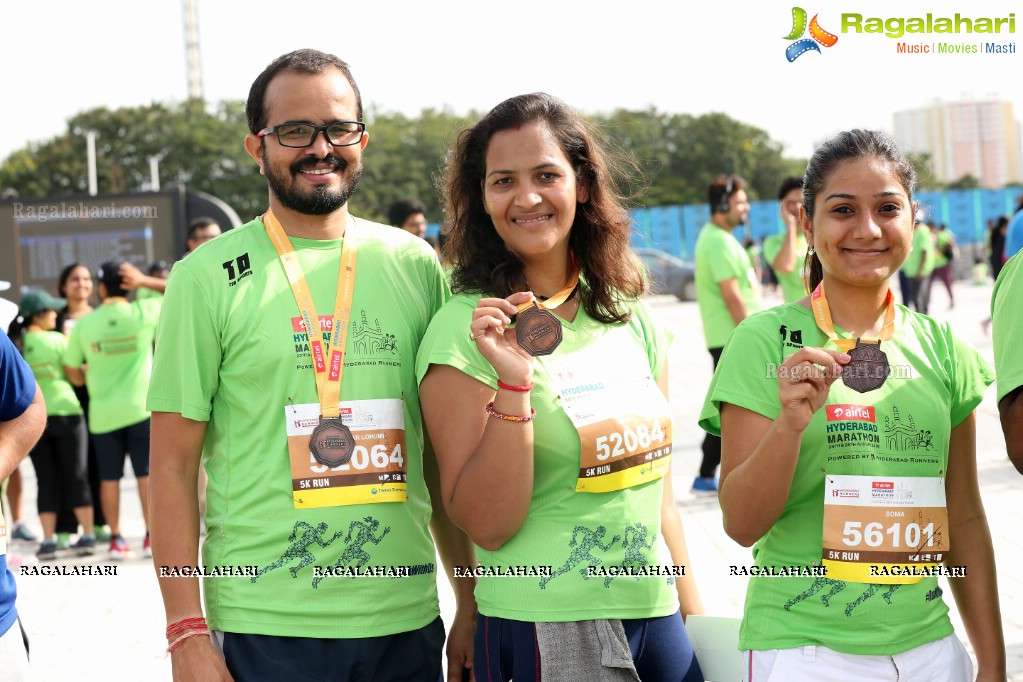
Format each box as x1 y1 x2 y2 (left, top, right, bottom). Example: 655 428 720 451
777 347 851 432
470 291 537 385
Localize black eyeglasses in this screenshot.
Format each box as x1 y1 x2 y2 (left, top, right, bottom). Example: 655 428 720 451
257 121 366 148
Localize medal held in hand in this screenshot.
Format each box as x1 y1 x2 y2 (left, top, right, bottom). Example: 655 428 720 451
516 302 563 356
309 417 356 467
810 283 896 394
842 340 889 393
511 264 580 357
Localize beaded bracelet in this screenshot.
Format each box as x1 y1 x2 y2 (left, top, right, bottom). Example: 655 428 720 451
485 402 536 422
497 380 534 392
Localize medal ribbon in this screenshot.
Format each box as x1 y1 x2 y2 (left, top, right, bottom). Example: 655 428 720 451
264 210 355 419
809 283 895 351
514 265 582 314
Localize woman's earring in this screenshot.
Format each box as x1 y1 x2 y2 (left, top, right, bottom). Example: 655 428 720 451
808 247 815 256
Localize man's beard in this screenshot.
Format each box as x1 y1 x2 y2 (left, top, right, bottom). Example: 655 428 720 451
264 152 363 216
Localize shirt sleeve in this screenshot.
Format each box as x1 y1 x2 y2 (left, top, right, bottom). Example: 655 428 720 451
699 312 782 436
630 298 671 379
947 328 995 428
146 262 222 421
0 333 36 421
416 295 499 390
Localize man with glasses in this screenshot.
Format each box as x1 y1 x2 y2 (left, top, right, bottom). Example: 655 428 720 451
762 176 809 304
148 49 475 682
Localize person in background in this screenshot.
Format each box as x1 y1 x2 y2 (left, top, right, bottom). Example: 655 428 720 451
989 216 1008 282
64 261 162 560
53 263 109 544
388 198 429 239
0 332 46 681
10 291 95 560
702 129 1003 681
693 173 759 493
185 217 222 256
903 215 935 314
929 223 957 309
135 261 171 301
762 176 809 304
745 236 763 291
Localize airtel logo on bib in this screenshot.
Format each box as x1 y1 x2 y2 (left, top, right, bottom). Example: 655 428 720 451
826 404 876 422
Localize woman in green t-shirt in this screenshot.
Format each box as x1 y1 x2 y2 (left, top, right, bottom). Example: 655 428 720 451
417 93 704 681
12 290 96 560
702 130 1003 681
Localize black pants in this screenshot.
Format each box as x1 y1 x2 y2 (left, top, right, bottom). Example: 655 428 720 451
56 385 104 532
29 414 91 514
220 617 444 682
699 347 724 479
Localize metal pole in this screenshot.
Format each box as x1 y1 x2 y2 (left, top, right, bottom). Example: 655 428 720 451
149 155 161 192
86 131 97 196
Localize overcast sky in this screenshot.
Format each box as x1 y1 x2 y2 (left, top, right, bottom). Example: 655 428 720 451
2 0 1020 167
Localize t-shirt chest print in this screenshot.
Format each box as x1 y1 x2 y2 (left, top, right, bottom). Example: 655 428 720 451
290 309 402 372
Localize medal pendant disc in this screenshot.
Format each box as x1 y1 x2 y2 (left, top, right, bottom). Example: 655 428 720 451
516 304 563 356
310 418 356 467
842 342 889 393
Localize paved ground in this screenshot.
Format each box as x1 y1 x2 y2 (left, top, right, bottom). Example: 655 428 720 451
4 278 1019 681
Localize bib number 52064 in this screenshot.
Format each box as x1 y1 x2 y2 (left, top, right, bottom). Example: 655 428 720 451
594 421 665 461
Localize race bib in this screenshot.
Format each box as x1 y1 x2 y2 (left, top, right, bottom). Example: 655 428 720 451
285 399 408 509
549 358 673 493
822 475 949 584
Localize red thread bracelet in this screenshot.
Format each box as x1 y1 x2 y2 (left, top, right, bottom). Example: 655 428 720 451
497 380 534 392
167 629 211 654
485 402 536 422
166 617 207 639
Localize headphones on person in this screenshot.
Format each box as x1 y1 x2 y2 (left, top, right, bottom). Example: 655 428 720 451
716 177 736 214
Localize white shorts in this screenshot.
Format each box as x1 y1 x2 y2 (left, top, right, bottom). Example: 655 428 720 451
0 618 30 681
742 633 973 682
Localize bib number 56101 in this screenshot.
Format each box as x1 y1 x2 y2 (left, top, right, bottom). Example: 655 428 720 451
842 520 935 549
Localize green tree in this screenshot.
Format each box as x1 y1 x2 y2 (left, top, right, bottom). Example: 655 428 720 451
907 152 944 191
946 173 980 190
0 101 265 218
354 106 474 224
2 102 806 222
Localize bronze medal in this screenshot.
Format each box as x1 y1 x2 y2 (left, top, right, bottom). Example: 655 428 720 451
842 341 889 393
516 302 563 356
309 417 356 467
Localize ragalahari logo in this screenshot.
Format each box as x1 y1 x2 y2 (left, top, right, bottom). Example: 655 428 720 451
784 7 839 61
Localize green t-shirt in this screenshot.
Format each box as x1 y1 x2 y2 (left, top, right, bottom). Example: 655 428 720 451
64 298 161 433
903 224 936 278
699 302 992 655
762 232 809 303
22 330 82 417
695 222 761 349
933 230 954 269
147 217 449 638
993 253 1022 403
415 292 679 621
135 287 163 301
